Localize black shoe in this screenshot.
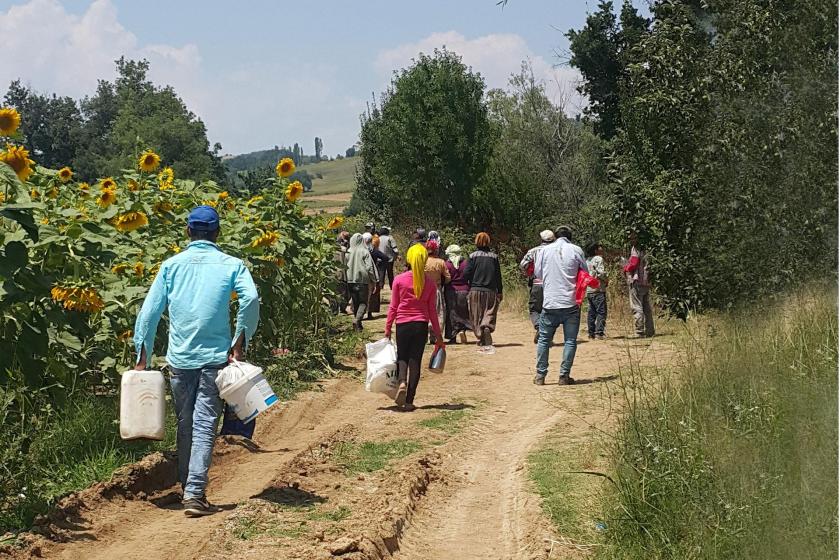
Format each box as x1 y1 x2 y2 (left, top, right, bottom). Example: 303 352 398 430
533 376 545 386
557 376 575 386
183 497 220 517
403 403 416 412
596 334 605 340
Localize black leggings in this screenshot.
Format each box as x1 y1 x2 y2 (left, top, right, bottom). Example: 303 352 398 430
396 321 428 405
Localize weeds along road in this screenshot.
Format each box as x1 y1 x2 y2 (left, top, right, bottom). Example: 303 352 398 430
11 301 675 560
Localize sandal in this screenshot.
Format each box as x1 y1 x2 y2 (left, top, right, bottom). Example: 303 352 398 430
395 383 407 407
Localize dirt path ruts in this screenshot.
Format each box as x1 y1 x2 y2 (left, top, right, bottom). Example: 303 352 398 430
13 302 675 560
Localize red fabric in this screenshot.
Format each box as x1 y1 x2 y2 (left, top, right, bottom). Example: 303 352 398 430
385 271 442 339
575 270 601 306
525 261 535 278
623 255 640 274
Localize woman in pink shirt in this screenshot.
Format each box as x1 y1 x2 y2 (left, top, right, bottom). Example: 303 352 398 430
385 243 444 411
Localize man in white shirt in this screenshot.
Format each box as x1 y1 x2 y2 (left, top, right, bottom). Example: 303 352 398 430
533 226 589 386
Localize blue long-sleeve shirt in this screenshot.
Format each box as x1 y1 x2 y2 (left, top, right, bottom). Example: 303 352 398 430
133 240 260 369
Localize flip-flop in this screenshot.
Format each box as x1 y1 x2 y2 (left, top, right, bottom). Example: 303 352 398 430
395 384 407 407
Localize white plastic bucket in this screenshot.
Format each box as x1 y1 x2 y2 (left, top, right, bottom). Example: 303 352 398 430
219 367 278 422
120 369 166 441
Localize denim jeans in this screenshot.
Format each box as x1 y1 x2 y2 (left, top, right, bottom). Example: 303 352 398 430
169 362 226 499
535 306 581 379
587 292 607 336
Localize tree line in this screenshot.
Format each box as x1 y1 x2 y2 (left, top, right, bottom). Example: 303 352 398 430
353 0 837 316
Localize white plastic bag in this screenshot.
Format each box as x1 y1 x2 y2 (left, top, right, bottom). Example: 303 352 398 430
365 338 399 399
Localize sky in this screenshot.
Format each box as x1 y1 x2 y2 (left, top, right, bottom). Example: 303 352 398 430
0 0 636 156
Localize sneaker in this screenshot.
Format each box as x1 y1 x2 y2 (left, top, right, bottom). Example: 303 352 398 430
478 345 496 355
557 376 575 386
395 383 407 407
533 375 545 386
183 497 220 517
596 334 606 340
403 403 416 412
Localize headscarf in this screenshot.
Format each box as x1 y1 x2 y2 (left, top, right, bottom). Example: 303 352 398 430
346 233 371 283
362 231 373 249
446 244 463 268
426 239 440 255
428 230 440 243
475 232 491 249
540 230 556 243
406 243 428 299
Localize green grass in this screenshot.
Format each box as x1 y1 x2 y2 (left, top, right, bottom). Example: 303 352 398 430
307 505 351 522
599 287 838 559
528 438 604 544
301 198 347 209
418 408 472 435
230 514 307 541
332 439 422 473
300 157 357 196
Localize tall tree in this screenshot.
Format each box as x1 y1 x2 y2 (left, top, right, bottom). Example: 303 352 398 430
356 48 492 224
566 0 649 139
314 136 323 160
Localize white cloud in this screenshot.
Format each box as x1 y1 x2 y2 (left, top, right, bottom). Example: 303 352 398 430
375 31 585 114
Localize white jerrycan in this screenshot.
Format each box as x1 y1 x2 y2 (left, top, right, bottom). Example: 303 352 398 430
120 369 166 440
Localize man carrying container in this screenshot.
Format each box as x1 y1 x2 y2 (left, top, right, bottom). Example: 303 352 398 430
132 205 260 517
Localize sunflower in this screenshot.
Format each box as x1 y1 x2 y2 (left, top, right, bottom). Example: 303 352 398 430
96 187 117 209
118 330 133 342
0 192 5 204
158 167 174 189
47 186 59 199
202 199 218 208
78 182 90 196
50 285 105 313
0 108 21 136
246 195 263 206
327 216 344 229
170 244 181 254
57 166 73 183
153 200 174 214
133 262 145 277
285 180 304 202
113 211 149 233
275 157 295 178
111 263 130 274
138 150 161 172
30 188 39 200
0 144 34 181
218 191 229 199
250 230 280 248
40 216 49 225
98 177 116 190
127 179 141 192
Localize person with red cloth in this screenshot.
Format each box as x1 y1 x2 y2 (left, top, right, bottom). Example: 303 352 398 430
623 232 655 338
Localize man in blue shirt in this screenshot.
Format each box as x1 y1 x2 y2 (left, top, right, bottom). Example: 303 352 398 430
133 205 259 517
533 226 588 386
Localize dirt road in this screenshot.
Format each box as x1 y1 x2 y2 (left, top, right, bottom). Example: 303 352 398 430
11 305 674 560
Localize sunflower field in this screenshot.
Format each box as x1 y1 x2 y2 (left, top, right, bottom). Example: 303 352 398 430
0 108 342 530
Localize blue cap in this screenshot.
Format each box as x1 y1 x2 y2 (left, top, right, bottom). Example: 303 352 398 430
187 205 220 231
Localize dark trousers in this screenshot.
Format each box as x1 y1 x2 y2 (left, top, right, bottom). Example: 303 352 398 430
348 283 369 327
385 261 396 289
587 292 607 336
528 283 544 330
396 321 428 405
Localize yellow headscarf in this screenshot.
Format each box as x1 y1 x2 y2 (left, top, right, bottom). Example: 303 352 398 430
406 243 428 299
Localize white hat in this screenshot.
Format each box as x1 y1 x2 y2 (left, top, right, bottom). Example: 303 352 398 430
540 230 556 242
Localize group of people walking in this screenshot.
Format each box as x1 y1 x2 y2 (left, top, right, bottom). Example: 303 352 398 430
127 202 657 516
335 226 504 353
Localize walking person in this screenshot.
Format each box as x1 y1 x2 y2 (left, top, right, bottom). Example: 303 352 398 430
465 232 503 352
424 240 451 344
378 226 400 288
533 226 589 386
384 244 444 412
444 244 471 343
520 230 556 343
586 242 609 339
332 231 350 314
132 205 260 517
366 234 387 319
346 233 377 331
623 232 655 337
408 227 428 249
